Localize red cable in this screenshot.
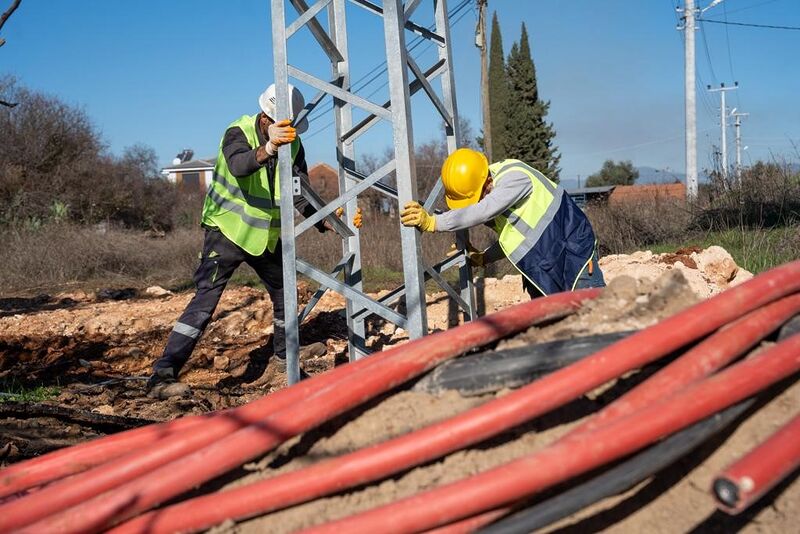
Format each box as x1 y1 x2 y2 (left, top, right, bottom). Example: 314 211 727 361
304 333 800 534
108 264 800 534
713 411 800 514
10 290 596 533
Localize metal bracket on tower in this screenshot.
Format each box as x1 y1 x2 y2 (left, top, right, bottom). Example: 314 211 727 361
271 0 476 384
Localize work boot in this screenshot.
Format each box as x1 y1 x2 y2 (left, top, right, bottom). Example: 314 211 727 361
146 367 176 391
146 367 192 400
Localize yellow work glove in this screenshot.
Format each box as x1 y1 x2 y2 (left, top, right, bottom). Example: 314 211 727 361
335 206 363 229
266 119 297 156
400 201 436 232
446 242 484 267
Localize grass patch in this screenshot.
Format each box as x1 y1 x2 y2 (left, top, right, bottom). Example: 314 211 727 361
647 226 799 274
0 379 60 403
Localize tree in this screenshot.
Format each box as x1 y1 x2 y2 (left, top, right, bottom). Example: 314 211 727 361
487 12 509 162
0 0 22 107
504 23 561 181
585 160 639 187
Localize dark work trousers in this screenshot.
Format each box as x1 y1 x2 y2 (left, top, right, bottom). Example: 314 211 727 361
522 249 606 299
153 228 286 375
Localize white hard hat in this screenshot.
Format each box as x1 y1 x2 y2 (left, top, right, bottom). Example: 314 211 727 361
259 83 308 134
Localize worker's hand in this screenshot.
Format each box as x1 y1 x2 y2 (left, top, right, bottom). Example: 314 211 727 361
466 248 485 267
446 242 484 267
264 119 296 158
333 206 363 229
400 201 435 232
268 119 296 146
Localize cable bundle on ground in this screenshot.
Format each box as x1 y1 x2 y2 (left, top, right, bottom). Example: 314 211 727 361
1 261 798 534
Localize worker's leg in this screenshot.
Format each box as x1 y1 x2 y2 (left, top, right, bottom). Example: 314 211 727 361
246 242 286 362
152 229 244 380
574 249 606 290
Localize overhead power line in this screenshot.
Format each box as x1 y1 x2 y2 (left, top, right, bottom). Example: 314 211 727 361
698 18 800 31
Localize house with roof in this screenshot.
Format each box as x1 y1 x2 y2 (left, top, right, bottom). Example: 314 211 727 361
161 156 215 192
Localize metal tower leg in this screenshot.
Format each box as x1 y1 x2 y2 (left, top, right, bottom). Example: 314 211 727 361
270 0 477 384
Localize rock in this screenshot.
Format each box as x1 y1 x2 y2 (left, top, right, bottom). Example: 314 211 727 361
693 246 739 286
213 355 230 370
299 342 327 361
145 286 172 297
380 322 396 336
97 288 137 301
152 382 191 400
92 404 115 416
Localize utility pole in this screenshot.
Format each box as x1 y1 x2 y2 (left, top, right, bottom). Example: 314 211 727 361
679 0 697 201
732 109 749 183
708 82 737 183
678 0 729 201
476 0 491 160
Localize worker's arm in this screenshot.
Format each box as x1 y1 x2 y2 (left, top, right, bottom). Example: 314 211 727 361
435 171 533 232
222 126 263 178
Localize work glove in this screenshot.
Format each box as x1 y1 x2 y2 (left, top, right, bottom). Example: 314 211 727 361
334 206 363 229
265 119 297 156
400 201 436 232
446 242 485 267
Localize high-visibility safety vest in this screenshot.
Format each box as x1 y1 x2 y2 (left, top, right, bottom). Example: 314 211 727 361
200 114 300 256
490 159 597 296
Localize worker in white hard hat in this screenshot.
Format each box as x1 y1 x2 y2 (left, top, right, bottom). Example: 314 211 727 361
400 148 604 298
148 83 361 394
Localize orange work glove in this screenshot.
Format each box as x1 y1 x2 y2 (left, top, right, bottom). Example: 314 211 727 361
265 119 297 156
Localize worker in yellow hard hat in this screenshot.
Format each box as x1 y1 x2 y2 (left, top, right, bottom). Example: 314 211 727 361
400 148 604 298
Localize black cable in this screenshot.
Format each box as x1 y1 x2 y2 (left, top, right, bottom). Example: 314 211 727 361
699 18 800 31
478 398 755 534
414 331 637 397
722 3 741 109
699 19 720 85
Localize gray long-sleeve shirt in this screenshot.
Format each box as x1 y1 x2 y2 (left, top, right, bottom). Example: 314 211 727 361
435 169 533 263
221 116 316 219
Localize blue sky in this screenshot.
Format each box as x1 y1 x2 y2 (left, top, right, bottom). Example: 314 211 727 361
3 0 799 186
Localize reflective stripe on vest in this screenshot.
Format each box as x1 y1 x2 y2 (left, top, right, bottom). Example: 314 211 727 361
200 114 299 255
490 159 562 292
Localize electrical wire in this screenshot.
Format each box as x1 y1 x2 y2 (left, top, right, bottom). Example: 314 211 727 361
666 0 716 119
699 18 800 31
722 2 741 108
698 19 719 85
305 0 471 126
724 0 782 16
302 0 473 140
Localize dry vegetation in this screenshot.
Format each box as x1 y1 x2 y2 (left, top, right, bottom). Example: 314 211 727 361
1 77 798 295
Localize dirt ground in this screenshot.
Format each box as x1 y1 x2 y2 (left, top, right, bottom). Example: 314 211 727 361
0 247 797 532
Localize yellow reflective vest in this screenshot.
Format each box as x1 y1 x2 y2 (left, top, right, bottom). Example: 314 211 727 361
490 159 597 295
201 115 300 256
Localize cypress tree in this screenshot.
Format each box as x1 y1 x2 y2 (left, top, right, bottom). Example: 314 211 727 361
505 23 561 181
488 12 508 162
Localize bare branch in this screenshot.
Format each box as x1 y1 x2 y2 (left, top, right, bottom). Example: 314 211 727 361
0 0 22 35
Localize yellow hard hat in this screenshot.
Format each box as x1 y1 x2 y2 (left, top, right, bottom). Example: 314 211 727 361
441 148 490 209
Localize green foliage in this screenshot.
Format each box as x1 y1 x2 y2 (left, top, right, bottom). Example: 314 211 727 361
503 23 561 181
488 11 509 162
0 76 179 231
586 159 639 187
0 377 60 403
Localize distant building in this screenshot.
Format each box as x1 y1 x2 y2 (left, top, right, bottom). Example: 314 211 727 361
609 183 686 205
161 158 215 192
567 183 686 208
567 186 615 208
307 163 339 202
